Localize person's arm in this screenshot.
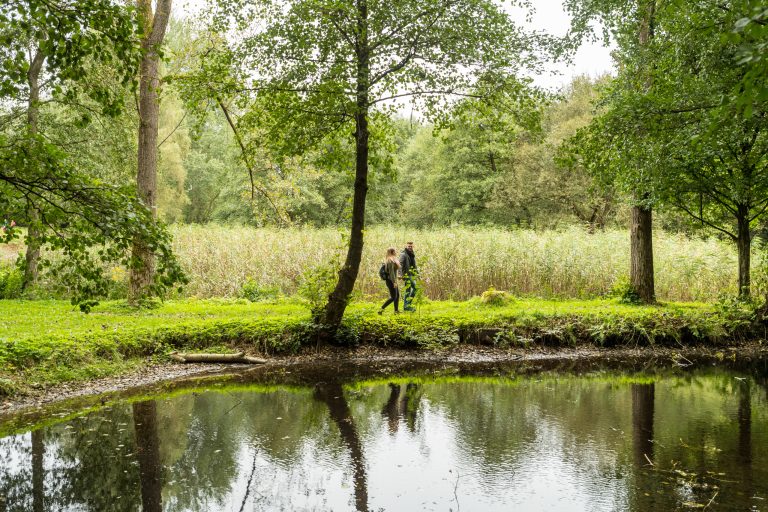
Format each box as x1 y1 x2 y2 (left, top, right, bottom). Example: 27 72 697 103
398 253 406 278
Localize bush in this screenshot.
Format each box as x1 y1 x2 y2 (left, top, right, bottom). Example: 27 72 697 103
480 287 514 307
241 278 281 302
0 264 23 299
610 277 642 305
298 263 339 317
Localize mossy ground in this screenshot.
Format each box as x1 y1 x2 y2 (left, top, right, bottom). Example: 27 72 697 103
0 297 759 396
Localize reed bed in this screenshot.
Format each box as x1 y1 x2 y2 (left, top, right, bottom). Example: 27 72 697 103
170 225 751 302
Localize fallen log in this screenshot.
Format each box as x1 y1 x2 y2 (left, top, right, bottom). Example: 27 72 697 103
169 352 267 364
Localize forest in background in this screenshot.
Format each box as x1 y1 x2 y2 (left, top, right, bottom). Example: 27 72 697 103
1 0 767 330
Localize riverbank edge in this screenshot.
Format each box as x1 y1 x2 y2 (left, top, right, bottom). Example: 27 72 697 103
0 298 762 399
3 344 768 436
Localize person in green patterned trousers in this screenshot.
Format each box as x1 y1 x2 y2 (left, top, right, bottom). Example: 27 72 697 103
398 241 419 312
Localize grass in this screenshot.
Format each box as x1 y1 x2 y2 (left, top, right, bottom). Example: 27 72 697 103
0 296 757 397
1 225 759 302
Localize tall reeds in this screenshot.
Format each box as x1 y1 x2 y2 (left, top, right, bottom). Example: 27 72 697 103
170 225 750 302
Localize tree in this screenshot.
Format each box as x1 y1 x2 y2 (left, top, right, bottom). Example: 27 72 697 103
207 0 543 332
1 0 136 289
0 0 186 305
563 0 659 303
129 0 173 303
568 2 768 299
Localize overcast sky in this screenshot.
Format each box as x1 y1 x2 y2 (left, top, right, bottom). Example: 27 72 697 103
174 0 615 92
511 0 615 90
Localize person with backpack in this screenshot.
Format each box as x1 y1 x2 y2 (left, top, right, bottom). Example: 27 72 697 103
378 247 401 314
398 241 419 312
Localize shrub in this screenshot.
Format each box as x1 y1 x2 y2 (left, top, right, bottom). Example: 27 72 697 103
480 287 514 307
0 264 23 299
610 277 642 305
298 262 340 317
241 278 281 302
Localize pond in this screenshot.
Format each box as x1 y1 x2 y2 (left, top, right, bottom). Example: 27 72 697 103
1 358 767 511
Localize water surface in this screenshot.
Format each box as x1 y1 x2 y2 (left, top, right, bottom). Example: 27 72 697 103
1 362 767 511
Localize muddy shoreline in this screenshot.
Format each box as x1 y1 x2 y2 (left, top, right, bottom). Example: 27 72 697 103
3 343 768 419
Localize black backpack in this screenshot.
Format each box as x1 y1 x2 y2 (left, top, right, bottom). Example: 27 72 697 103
378 263 388 281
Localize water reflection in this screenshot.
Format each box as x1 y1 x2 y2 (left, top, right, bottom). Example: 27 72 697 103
381 383 421 435
314 382 368 512
133 400 163 512
1 368 767 511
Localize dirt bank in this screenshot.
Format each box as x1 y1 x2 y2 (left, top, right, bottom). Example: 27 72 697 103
3 343 767 419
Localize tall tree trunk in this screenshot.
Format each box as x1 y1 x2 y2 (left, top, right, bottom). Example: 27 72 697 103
630 204 655 302
315 382 369 512
31 429 45 512
736 204 751 298
320 0 369 332
630 0 657 304
129 0 172 303
22 48 46 291
133 400 163 512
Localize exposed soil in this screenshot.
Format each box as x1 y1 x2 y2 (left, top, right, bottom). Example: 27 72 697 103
3 343 767 419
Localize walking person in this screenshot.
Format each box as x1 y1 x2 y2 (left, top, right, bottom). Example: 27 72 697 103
399 241 419 312
379 247 401 314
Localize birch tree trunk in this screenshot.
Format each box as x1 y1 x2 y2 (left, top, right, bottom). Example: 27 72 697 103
22 48 46 291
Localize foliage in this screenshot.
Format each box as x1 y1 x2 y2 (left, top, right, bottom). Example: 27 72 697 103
0 263 23 299
240 279 281 302
297 261 342 318
611 277 642 305
479 287 514 307
0 0 140 112
0 137 188 307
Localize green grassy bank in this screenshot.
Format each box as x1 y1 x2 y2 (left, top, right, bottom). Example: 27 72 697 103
0 297 759 397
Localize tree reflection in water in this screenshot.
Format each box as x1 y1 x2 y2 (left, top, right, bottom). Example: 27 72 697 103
631 383 655 465
30 430 44 512
1 368 768 511
133 400 163 512
314 381 369 512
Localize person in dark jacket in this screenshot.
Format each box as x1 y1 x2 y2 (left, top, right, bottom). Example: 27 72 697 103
398 241 418 312
379 247 400 314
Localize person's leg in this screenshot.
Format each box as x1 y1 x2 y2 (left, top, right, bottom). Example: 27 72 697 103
381 280 396 312
404 278 417 311
394 286 400 312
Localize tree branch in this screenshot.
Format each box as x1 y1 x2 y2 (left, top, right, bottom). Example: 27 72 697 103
216 97 288 225
673 197 737 240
